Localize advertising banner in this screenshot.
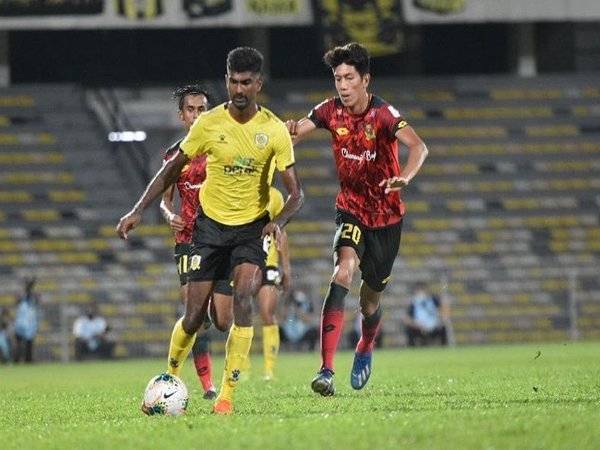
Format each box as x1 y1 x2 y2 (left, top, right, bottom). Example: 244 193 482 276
403 0 600 23
0 0 313 28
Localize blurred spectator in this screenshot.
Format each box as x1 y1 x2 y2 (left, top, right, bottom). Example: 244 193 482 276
73 302 115 360
280 289 319 351
402 282 450 347
13 276 40 363
0 307 11 363
348 309 384 349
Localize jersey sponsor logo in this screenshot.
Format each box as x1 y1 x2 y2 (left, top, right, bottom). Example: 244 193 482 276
341 147 377 162
223 156 258 175
364 123 376 140
335 127 350 136
190 254 202 271
397 120 408 130
254 132 269 149
183 181 202 190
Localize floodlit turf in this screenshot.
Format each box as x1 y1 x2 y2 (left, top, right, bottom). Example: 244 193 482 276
2 342 600 450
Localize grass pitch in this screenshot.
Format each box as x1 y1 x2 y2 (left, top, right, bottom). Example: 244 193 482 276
2 342 599 450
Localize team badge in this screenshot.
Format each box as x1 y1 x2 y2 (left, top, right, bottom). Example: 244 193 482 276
254 132 269 149
190 255 202 271
364 123 376 140
336 127 349 136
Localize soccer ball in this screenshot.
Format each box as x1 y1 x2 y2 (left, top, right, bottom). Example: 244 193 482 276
141 373 188 416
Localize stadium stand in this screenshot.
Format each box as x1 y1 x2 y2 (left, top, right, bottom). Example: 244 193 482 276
0 74 598 360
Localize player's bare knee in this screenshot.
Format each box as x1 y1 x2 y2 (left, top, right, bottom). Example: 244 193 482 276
260 312 276 325
214 314 233 332
234 284 255 301
360 301 379 317
181 315 199 335
333 263 356 286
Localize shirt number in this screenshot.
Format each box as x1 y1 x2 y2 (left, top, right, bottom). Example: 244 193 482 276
341 223 362 245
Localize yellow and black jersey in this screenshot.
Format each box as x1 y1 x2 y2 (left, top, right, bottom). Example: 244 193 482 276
265 187 284 268
180 103 294 226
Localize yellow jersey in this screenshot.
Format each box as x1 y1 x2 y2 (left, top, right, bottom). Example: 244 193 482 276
180 103 295 226
265 187 285 267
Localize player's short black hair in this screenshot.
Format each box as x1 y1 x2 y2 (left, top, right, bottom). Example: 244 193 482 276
227 47 264 75
172 84 210 111
323 42 370 76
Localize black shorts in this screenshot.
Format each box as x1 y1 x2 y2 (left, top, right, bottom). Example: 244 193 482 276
263 265 281 286
188 210 268 284
333 210 402 292
174 243 232 295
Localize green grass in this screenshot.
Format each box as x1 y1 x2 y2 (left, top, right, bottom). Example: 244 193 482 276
2 342 600 450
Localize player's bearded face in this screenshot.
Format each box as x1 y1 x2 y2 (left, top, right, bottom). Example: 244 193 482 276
226 71 262 111
333 63 370 109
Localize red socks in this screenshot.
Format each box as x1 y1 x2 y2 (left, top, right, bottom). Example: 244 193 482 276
319 283 349 371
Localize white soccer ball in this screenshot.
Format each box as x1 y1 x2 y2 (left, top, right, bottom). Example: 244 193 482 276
141 373 188 416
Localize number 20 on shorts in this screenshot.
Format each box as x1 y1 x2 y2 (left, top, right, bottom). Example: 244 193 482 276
341 223 361 245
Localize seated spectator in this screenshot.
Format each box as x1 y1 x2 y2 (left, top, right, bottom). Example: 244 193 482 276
0 307 11 363
402 282 450 347
280 289 319 351
73 302 115 360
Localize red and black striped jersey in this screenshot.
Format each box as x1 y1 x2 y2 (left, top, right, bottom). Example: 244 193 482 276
163 140 207 243
308 95 407 229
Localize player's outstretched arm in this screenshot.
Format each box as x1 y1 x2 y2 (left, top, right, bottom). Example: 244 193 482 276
262 165 304 246
380 125 428 194
285 117 317 145
117 150 189 239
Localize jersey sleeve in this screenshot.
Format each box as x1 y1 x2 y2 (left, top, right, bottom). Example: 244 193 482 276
162 139 183 164
380 103 409 140
179 117 208 159
272 123 295 171
307 99 332 130
267 187 285 219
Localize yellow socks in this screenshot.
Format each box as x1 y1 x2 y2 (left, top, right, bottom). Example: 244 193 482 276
262 324 280 380
217 325 254 403
167 317 196 377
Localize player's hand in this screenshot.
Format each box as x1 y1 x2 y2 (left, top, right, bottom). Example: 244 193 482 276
285 119 299 136
379 176 409 194
116 210 142 240
262 221 282 249
168 213 185 233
